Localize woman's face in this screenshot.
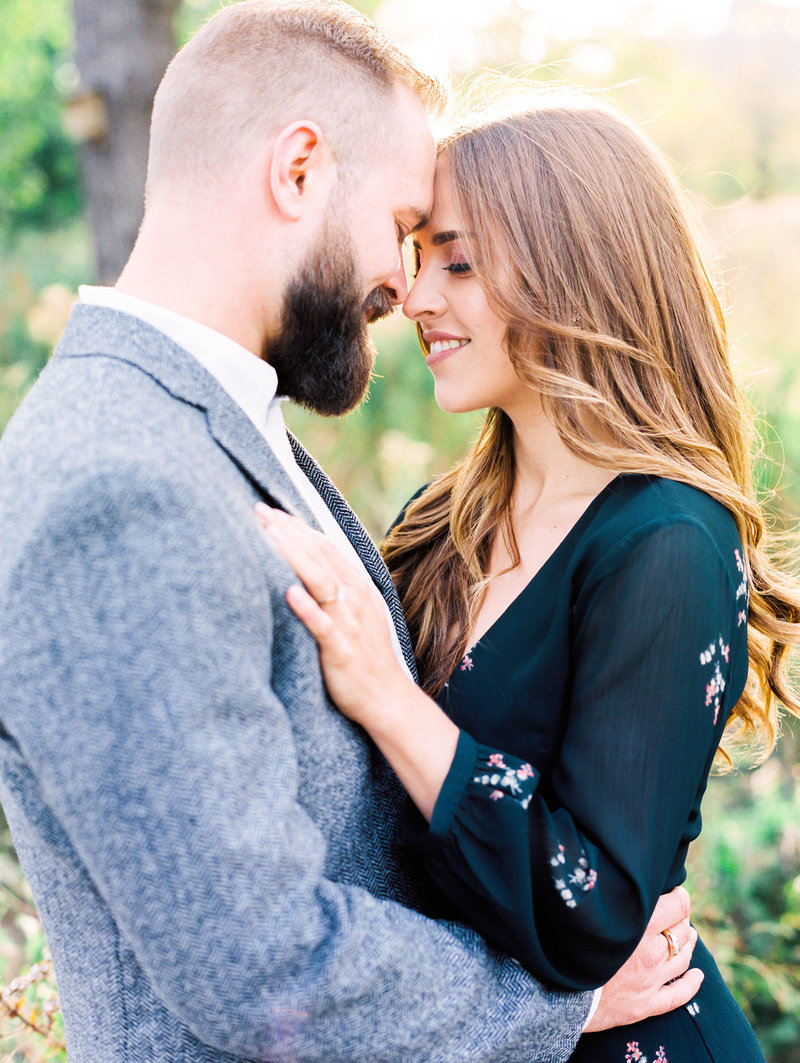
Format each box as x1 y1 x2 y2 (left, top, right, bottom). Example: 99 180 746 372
402 164 523 416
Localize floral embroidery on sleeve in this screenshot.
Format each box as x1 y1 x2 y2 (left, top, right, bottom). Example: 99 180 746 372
471 749 537 808
699 636 729 724
550 842 597 908
460 652 474 671
697 547 747 725
735 548 749 626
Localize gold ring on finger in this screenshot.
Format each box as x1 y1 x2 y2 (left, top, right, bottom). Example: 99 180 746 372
317 587 348 607
661 927 680 959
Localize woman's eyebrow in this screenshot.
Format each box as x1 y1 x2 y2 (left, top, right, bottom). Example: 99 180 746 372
432 230 466 246
412 230 468 251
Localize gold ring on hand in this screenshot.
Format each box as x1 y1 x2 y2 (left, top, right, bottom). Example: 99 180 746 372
317 587 348 607
661 927 681 959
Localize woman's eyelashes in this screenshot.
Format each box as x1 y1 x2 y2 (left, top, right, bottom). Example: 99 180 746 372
442 243 473 274
445 258 472 274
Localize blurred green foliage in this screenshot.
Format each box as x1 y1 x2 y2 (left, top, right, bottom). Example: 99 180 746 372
686 720 800 1063
1 1 799 1060
0 0 80 234
1 826 64 1061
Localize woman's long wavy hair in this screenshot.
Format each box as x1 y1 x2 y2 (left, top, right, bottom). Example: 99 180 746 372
382 98 800 767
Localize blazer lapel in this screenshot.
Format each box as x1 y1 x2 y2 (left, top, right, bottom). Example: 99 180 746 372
201 400 322 528
55 304 321 529
56 304 418 679
289 433 418 681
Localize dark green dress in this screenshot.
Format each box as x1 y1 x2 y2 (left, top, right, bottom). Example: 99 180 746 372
401 474 765 1062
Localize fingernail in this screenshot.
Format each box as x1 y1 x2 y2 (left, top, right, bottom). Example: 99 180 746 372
254 502 273 521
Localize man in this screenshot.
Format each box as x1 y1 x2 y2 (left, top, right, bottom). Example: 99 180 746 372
0 2 699 1060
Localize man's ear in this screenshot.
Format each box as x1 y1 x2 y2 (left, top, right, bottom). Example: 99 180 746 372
269 121 335 221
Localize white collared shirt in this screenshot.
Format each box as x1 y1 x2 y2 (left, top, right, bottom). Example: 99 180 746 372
78 285 410 674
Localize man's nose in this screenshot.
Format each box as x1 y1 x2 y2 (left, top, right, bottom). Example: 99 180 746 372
383 255 409 305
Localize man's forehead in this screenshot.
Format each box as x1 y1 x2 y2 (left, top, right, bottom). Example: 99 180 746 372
391 136 437 218
366 144 435 219
386 84 437 174
356 87 436 213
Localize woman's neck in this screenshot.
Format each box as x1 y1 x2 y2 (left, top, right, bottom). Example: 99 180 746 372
505 403 615 516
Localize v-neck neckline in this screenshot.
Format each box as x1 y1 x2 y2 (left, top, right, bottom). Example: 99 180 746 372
463 474 623 658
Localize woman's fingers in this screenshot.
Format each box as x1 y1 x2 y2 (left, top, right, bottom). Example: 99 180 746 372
254 505 383 668
649 884 690 931
646 962 704 1018
641 887 701 1016
585 890 703 1032
254 503 355 603
285 583 336 641
260 509 401 722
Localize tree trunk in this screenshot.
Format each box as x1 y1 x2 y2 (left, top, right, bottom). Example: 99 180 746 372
70 0 179 283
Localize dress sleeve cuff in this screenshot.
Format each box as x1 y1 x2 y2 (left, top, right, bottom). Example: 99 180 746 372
428 729 479 837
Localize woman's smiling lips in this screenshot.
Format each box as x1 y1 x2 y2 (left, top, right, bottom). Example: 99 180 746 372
423 331 470 366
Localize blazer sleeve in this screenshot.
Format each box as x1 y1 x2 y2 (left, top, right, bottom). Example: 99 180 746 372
0 462 591 1063
404 520 749 989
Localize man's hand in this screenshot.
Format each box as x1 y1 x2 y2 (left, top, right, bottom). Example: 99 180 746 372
585 886 703 1032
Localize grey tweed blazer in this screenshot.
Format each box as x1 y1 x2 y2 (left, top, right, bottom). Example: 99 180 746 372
0 304 590 1062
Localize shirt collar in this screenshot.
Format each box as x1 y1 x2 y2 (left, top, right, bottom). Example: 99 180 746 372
78 286 280 435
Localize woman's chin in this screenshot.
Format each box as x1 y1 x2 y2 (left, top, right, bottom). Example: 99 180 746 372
433 389 484 416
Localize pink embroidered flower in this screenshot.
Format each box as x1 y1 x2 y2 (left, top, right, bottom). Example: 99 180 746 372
625 1044 643 1062
460 653 474 671
487 753 506 769
655 1049 668 1062
735 550 748 625
489 789 504 801
721 642 730 663
517 763 535 779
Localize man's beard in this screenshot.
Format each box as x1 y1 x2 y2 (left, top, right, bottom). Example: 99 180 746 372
264 223 394 417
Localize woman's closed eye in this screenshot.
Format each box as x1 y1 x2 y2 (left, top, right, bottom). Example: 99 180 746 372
445 259 472 275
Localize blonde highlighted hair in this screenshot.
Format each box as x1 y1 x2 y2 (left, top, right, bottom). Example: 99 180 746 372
383 96 800 767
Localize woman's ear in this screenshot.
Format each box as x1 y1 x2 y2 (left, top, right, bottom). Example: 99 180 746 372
269 121 335 221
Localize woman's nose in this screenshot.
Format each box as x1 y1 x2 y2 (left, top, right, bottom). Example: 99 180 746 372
402 267 442 321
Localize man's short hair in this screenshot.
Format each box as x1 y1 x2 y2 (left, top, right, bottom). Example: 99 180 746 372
146 0 445 194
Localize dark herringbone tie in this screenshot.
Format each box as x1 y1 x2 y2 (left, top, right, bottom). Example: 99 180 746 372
288 433 419 683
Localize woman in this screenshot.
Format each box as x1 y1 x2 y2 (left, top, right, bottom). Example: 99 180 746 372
258 99 800 1060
